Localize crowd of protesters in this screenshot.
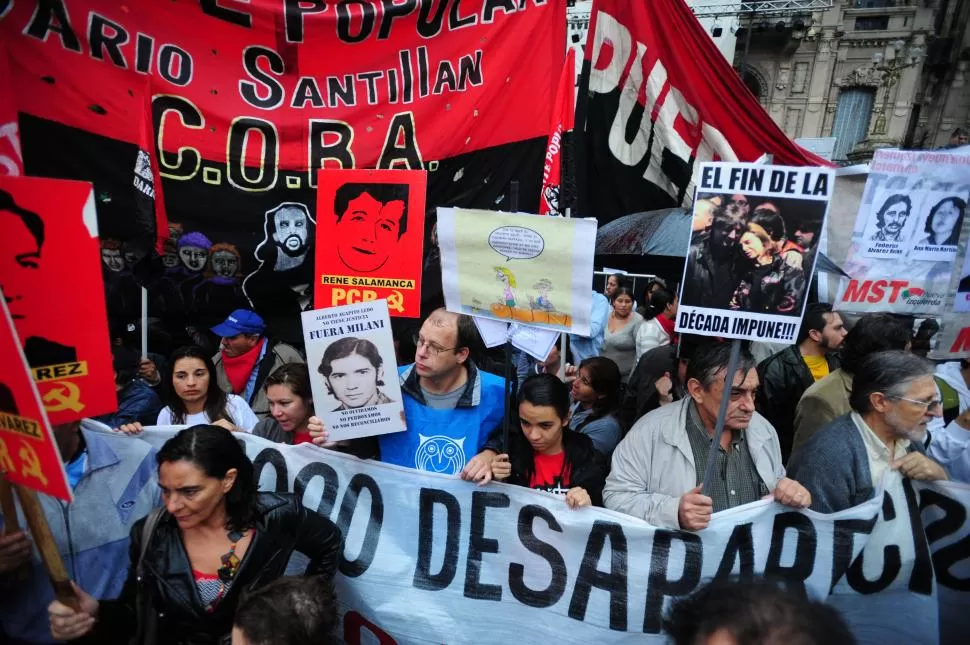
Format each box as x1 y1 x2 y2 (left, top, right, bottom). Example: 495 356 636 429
3 269 968 645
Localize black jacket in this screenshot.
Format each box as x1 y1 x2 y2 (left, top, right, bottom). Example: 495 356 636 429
89 493 342 645
622 344 681 430
503 430 607 506
757 346 839 463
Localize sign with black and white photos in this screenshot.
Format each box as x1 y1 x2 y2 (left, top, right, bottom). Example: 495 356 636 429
676 162 834 343
301 300 405 441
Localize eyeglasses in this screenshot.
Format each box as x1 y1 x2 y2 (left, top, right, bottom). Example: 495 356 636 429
412 334 458 358
888 395 942 411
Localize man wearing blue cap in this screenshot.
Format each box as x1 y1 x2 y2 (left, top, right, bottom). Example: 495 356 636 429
211 309 304 419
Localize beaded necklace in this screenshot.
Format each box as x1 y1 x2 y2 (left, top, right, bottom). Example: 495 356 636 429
196 528 247 613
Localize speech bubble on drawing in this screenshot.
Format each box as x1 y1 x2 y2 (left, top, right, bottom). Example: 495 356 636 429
488 226 544 261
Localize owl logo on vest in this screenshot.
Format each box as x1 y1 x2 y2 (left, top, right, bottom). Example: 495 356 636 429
415 435 466 474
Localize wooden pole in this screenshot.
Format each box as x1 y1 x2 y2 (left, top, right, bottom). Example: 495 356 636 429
13 484 80 611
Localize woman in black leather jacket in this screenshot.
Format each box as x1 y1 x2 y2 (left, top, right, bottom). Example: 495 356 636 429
48 425 342 645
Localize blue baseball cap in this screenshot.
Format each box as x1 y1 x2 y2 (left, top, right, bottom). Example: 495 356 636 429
211 309 266 337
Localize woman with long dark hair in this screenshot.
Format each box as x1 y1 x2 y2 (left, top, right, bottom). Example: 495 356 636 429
635 285 678 362
253 363 315 444
490 374 607 508
730 209 805 314
918 196 965 246
569 357 623 458
47 425 342 645
119 345 259 433
600 285 643 382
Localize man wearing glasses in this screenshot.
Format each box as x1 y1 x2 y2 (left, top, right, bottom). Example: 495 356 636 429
376 307 505 477
681 198 748 310
788 350 948 513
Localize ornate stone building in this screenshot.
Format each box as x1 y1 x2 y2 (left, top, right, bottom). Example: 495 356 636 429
735 0 970 163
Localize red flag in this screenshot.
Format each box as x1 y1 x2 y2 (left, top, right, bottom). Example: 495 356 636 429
0 43 23 177
578 0 833 222
539 48 577 216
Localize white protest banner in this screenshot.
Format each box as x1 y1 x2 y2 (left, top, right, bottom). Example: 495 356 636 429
677 162 834 343
437 208 597 336
102 425 968 644
930 314 970 359
301 301 405 441
837 148 970 315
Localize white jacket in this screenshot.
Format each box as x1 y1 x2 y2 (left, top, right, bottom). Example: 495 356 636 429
603 397 786 529
928 361 970 483
635 317 672 363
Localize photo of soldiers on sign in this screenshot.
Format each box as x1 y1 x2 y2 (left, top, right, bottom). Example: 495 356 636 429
677 162 834 343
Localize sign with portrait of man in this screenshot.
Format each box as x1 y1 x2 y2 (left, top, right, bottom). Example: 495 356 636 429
0 296 71 500
0 175 115 423
314 169 426 318
302 301 405 442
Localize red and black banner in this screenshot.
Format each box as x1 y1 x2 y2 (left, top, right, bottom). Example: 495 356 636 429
0 0 565 343
576 0 831 224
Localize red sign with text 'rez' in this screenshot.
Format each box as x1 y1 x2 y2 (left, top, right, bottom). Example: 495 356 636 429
0 298 72 501
841 279 925 304
314 169 426 318
0 176 116 423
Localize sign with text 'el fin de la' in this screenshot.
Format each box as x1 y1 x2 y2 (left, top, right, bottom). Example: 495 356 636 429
437 208 597 336
314 169 426 317
0 295 71 501
0 175 116 423
676 162 833 343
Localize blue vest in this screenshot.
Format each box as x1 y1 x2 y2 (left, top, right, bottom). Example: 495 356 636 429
378 367 506 474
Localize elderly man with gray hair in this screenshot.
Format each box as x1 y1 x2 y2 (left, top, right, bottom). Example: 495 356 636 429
788 350 948 513
604 342 811 531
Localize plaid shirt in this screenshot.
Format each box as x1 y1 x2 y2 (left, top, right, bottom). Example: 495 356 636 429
684 401 767 512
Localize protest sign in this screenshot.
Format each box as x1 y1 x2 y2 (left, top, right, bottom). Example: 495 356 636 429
437 209 597 335
314 169 426 317
0 297 71 502
118 424 970 645
0 175 116 423
0 1 566 342
676 163 834 343
302 301 405 442
837 148 970 315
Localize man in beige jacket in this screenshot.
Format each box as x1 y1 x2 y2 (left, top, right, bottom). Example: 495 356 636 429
604 342 811 530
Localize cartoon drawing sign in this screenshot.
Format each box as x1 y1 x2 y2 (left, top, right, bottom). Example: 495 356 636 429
302 300 406 442
314 169 426 318
0 175 115 423
0 294 71 501
437 208 597 336
676 162 834 343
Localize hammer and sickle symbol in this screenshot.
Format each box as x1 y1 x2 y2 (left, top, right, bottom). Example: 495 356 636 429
386 290 405 313
42 381 84 413
18 442 48 487
0 438 14 474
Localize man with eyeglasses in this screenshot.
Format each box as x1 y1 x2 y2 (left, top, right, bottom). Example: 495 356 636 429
375 308 505 477
788 350 948 513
